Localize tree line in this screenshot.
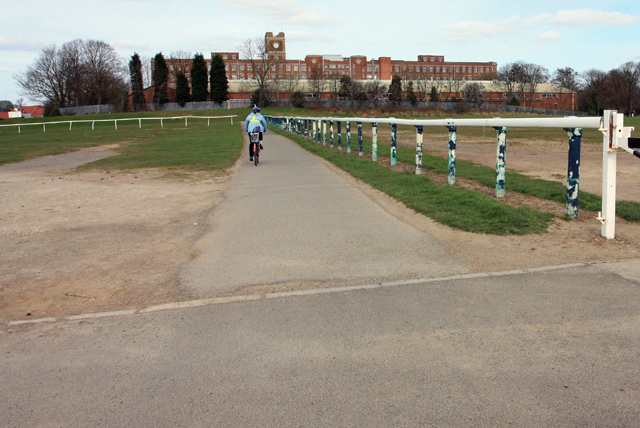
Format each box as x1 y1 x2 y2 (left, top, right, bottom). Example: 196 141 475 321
13 39 129 115
134 51 229 109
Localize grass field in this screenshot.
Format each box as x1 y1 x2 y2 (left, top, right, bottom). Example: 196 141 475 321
0 110 245 172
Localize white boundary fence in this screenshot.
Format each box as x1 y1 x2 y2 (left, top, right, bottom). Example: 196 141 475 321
0 115 237 133
267 111 639 239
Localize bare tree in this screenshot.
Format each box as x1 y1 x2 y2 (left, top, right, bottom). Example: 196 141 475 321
364 80 387 106
494 62 522 105
83 40 128 105
307 64 325 107
238 37 279 106
521 63 549 107
579 69 608 115
60 39 86 107
140 55 153 88
463 82 485 110
13 45 68 107
168 50 193 75
14 39 127 108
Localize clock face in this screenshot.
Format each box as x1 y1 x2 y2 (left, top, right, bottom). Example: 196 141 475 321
273 42 280 49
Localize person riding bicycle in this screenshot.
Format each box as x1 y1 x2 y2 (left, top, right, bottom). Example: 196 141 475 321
245 106 267 162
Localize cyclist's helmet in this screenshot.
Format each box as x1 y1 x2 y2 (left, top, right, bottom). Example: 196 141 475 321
253 106 261 113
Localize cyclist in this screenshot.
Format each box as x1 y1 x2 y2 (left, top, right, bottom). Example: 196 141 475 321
245 106 267 162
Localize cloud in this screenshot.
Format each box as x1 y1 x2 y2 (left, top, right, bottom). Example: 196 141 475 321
0 37 45 52
551 9 640 30
0 66 13 73
536 30 560 42
217 0 332 25
442 17 521 41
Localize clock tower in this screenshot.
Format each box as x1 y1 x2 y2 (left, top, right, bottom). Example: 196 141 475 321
265 32 286 60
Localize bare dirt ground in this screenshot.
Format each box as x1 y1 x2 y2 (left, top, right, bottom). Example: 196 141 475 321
1 138 639 322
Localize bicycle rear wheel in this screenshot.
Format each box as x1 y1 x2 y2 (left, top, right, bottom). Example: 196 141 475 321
254 143 259 166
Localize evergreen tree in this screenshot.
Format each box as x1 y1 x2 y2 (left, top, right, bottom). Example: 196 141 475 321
190 53 208 102
176 72 190 107
405 81 417 106
429 86 439 102
152 52 169 104
388 75 403 102
210 54 228 105
129 53 145 110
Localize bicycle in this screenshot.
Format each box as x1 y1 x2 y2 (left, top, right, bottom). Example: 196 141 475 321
249 131 261 165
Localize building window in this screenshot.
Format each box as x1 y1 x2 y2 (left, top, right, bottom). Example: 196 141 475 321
271 64 276 71
443 66 447 73
474 67 478 73
169 65 174 72
286 65 291 71
436 66 440 72
293 65 298 71
301 65 306 71
225 65 228 71
455 67 460 73
480 67 484 73
240 65 245 71
232 65 237 71
395 66 399 72
462 66 466 73
408 66 413 72
223 55 227 60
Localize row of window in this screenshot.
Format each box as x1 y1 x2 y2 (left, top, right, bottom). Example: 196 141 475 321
393 65 492 74
217 62 494 75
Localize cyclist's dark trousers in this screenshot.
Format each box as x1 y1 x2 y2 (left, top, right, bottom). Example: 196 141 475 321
249 132 263 158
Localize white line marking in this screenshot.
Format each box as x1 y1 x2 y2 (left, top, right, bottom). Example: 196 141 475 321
67 310 137 321
8 317 57 326
4 263 593 325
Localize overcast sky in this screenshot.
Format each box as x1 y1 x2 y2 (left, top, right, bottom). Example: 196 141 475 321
1 0 639 104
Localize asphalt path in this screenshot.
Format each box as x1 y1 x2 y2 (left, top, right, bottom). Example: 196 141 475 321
3 134 640 426
2 264 640 427
180 131 468 296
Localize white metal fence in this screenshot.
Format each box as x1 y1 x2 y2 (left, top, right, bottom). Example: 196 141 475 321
0 115 237 133
268 112 638 240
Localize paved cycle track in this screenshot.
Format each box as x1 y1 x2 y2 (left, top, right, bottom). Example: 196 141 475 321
179 131 469 297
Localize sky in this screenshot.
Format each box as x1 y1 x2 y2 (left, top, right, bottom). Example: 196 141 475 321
1 0 639 104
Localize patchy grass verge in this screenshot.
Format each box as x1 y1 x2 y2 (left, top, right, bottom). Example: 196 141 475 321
273 128 553 235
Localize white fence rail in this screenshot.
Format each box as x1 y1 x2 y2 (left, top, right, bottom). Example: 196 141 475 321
0 115 237 133
268 112 638 239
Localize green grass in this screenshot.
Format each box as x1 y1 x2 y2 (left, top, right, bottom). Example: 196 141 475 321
272 127 553 235
0 110 245 172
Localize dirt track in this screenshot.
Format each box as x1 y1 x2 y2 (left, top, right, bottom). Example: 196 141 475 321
1 138 639 322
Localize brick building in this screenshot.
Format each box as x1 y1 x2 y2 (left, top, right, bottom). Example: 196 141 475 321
160 32 576 110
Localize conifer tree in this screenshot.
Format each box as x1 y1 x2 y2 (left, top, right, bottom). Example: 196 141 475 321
129 53 145 109
152 52 169 104
176 72 190 107
388 75 403 102
191 53 208 102
210 54 229 105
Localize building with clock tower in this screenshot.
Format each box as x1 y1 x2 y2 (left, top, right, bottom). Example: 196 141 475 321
265 32 286 60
